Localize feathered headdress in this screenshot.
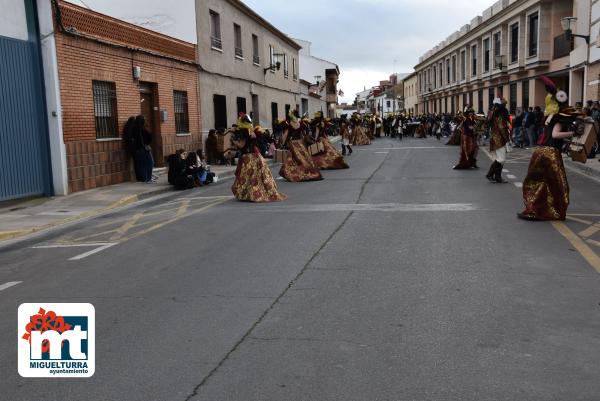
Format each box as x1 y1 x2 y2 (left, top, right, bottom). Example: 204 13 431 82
237 113 253 130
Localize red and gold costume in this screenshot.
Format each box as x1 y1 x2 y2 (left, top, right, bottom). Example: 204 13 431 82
232 153 288 202
279 119 323 182
231 115 286 202
311 117 349 170
351 115 371 145
518 110 578 221
453 111 478 169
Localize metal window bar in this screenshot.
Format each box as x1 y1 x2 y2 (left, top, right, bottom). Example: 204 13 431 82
93 81 118 139
174 91 189 133
235 47 243 58
253 54 260 64
211 36 222 50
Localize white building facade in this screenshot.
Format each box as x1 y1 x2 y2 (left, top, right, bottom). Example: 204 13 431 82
294 38 340 118
197 0 302 131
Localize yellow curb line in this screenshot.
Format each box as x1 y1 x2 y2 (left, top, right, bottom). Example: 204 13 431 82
0 194 141 243
552 221 600 274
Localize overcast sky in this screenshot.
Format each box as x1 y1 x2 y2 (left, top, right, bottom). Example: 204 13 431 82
69 0 495 103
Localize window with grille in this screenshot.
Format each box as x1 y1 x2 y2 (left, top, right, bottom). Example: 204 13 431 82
252 34 259 64
509 83 517 114
93 80 118 139
210 10 221 50
522 80 529 109
460 50 466 81
292 58 297 80
483 38 490 72
234 23 242 58
471 44 477 76
510 23 519 63
451 55 456 82
493 32 501 68
528 12 538 57
174 91 189 133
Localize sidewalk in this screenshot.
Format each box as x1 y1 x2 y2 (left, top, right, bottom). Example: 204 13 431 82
0 164 237 243
0 136 342 243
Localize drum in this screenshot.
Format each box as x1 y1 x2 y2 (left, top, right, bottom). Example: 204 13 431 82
570 117 598 163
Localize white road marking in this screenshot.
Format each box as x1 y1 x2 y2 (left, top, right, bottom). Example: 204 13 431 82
514 182 523 188
32 243 115 249
502 169 509 173
374 152 389 154
31 242 118 261
248 203 480 212
276 177 284 181
507 174 517 179
358 147 447 151
68 243 117 261
0 281 22 292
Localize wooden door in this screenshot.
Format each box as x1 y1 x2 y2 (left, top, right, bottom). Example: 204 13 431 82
139 83 163 166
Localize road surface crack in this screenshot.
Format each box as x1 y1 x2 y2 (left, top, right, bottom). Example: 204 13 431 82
183 210 354 400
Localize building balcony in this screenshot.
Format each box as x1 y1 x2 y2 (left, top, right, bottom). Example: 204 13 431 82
211 36 222 50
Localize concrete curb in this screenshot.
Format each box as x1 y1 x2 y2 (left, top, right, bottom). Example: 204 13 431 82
0 187 171 242
0 138 343 243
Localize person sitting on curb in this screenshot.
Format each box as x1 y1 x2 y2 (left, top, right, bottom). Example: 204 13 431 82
167 149 194 190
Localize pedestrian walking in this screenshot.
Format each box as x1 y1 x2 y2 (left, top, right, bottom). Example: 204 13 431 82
132 115 155 183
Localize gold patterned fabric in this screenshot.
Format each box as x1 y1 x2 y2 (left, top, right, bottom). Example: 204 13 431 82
490 115 510 152
454 132 478 169
312 137 349 170
232 153 287 202
352 126 372 145
279 139 323 182
520 146 569 220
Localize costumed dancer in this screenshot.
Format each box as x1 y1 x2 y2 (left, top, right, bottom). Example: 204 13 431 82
518 79 578 221
279 110 323 182
445 113 463 145
351 113 372 145
485 98 510 183
311 112 349 170
453 107 479 169
231 113 287 202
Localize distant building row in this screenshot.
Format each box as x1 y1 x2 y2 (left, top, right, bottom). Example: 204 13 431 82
413 0 599 115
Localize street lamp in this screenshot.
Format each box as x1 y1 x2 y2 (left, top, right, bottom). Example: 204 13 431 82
263 53 284 75
314 75 322 85
561 16 590 44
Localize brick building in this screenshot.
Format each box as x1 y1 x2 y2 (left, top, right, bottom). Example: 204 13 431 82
54 1 202 192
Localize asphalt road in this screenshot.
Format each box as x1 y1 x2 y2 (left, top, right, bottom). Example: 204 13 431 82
2 137 600 401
